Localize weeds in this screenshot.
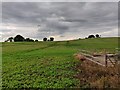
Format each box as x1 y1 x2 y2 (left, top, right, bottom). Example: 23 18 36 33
74 59 119 88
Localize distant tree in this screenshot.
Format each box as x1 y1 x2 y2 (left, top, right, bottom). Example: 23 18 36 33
95 34 100 38
5 40 8 42
48 39 50 41
88 35 95 38
14 35 25 42
5 39 9 42
8 37 13 42
6 37 13 42
25 38 30 42
29 39 34 42
35 40 38 42
25 38 34 42
50 37 54 41
43 37 47 41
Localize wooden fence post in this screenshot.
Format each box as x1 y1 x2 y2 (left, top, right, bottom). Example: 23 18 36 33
105 54 107 67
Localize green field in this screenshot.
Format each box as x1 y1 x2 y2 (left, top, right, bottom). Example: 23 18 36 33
2 37 119 88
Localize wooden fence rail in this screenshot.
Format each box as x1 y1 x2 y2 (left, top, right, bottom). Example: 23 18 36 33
80 49 119 67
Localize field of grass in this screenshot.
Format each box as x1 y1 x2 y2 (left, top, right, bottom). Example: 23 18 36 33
2 37 119 88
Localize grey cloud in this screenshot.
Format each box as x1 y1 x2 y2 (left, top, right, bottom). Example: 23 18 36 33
0 29 12 32
2 2 118 41
61 19 87 23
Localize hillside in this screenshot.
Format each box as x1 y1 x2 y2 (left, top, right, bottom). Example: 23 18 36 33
2 37 119 88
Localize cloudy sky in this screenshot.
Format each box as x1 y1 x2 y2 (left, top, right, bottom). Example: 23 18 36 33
1 2 118 41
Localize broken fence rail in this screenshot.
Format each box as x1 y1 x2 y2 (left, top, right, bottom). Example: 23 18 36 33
79 49 119 67
80 51 106 67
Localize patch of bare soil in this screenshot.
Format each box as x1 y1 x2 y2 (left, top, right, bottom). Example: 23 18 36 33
74 59 120 89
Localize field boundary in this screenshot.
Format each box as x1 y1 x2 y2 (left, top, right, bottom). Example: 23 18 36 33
79 50 119 67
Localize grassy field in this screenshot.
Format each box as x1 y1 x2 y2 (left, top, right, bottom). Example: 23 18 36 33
2 37 119 88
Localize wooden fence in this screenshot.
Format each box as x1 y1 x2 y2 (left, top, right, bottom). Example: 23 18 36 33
80 49 120 67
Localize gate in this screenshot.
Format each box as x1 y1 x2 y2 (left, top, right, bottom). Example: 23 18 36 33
80 49 120 67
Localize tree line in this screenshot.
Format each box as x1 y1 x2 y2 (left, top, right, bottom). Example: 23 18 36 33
5 34 100 42
86 34 101 39
43 37 54 41
5 35 54 42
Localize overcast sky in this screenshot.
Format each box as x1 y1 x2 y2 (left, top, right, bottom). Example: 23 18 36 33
1 2 118 41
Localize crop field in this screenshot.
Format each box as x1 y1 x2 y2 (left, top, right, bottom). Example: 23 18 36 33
2 37 119 88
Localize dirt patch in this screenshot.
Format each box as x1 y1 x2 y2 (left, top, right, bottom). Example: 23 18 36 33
74 59 120 88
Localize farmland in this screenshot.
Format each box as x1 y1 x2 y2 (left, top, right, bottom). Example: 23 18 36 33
2 37 119 88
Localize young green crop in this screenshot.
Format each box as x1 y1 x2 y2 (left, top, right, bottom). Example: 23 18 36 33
2 37 119 88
